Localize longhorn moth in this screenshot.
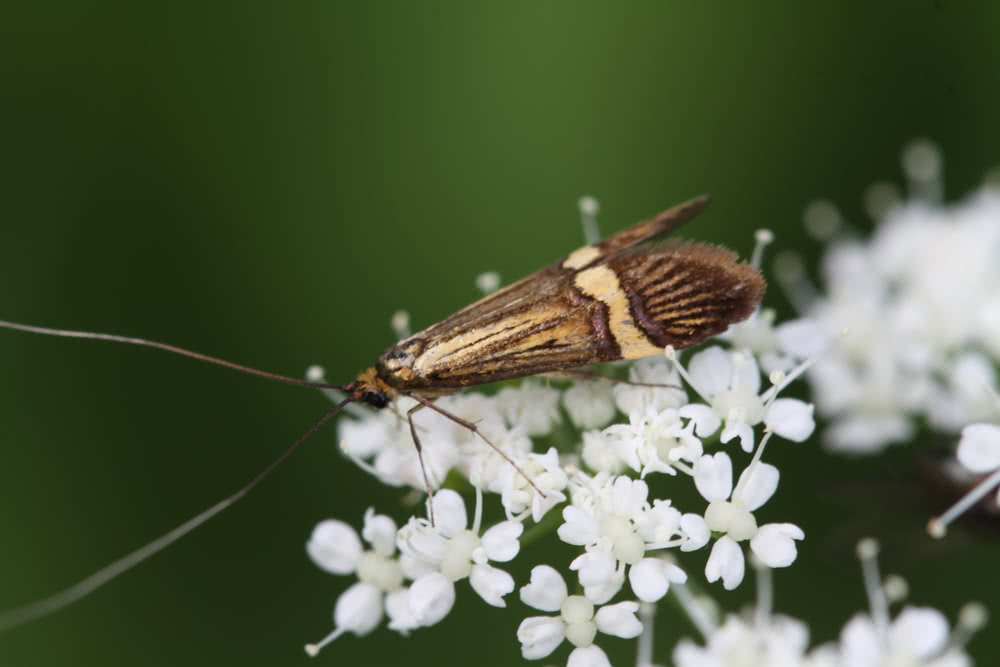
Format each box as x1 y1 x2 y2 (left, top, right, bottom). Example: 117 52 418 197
0 195 764 632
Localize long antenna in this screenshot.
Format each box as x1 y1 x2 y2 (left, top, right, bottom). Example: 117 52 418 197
0 397 354 633
0 320 346 390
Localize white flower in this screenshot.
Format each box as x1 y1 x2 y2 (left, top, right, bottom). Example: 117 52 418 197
581 430 627 474
517 565 641 665
304 509 412 654
765 398 816 442
613 356 687 415
407 571 456 627
956 422 1000 473
603 404 702 477
332 582 383 636
798 173 1000 453
628 557 687 602
307 510 406 598
673 614 814 667
558 476 650 594
558 474 704 601
683 347 765 452
929 423 1000 536
306 519 363 575
563 380 617 430
721 307 779 359
694 453 804 589
498 379 563 436
396 489 521 608
339 396 461 490
839 607 971 667
497 447 569 522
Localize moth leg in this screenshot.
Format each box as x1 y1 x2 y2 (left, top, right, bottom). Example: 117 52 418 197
406 402 438 526
406 393 547 499
544 368 682 390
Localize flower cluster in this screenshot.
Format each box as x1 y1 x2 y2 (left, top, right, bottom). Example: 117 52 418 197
671 539 983 667
786 141 1000 453
777 141 1000 541
300 172 997 663
305 305 818 662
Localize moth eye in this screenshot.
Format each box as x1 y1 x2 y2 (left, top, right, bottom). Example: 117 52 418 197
362 391 389 409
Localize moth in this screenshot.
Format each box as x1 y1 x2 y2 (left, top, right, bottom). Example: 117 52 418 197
347 195 763 451
0 194 764 631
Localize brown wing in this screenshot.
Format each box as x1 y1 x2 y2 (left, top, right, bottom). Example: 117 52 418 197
592 195 709 257
376 197 764 392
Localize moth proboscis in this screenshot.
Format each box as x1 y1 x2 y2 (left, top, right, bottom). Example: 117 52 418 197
0 194 764 631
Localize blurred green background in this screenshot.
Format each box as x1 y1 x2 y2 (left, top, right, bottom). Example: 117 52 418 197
2 3 1000 666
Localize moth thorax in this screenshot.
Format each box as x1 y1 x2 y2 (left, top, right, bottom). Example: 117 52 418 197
375 340 420 387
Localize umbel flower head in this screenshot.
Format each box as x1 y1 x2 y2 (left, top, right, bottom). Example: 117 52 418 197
302 220 818 661
789 140 1000 454
671 538 984 667
300 180 993 663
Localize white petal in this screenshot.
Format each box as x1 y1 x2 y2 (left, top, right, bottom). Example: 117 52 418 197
385 588 419 634
735 352 762 395
570 550 616 588
889 606 950 658
679 513 710 551
776 318 829 358
840 614 882 667
338 413 394 459
750 523 804 568
615 358 687 414
396 517 448 565
498 380 562 436
520 565 568 612
558 505 601 546
431 489 468 537
957 423 1000 472
532 488 567 523
481 520 523 562
583 573 624 605
306 520 362 575
408 572 455 627
733 462 779 512
679 403 721 437
470 563 515 608
333 582 383 636
398 552 434 580
567 645 612 667
765 399 816 442
517 616 565 660
825 414 914 453
693 452 733 502
609 476 648 517
637 500 681 543
362 508 398 557
628 558 687 602
721 420 755 453
688 347 733 397
594 600 643 638
581 430 626 475
563 381 617 430
705 536 745 590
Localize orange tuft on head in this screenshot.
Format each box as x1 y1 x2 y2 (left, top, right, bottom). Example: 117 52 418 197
350 367 399 409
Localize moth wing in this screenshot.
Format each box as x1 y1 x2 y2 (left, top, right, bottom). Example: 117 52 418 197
593 195 710 257
378 197 763 391
594 241 765 356
381 266 602 390
396 194 711 343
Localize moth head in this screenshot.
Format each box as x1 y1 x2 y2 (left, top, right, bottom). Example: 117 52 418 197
349 367 397 409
